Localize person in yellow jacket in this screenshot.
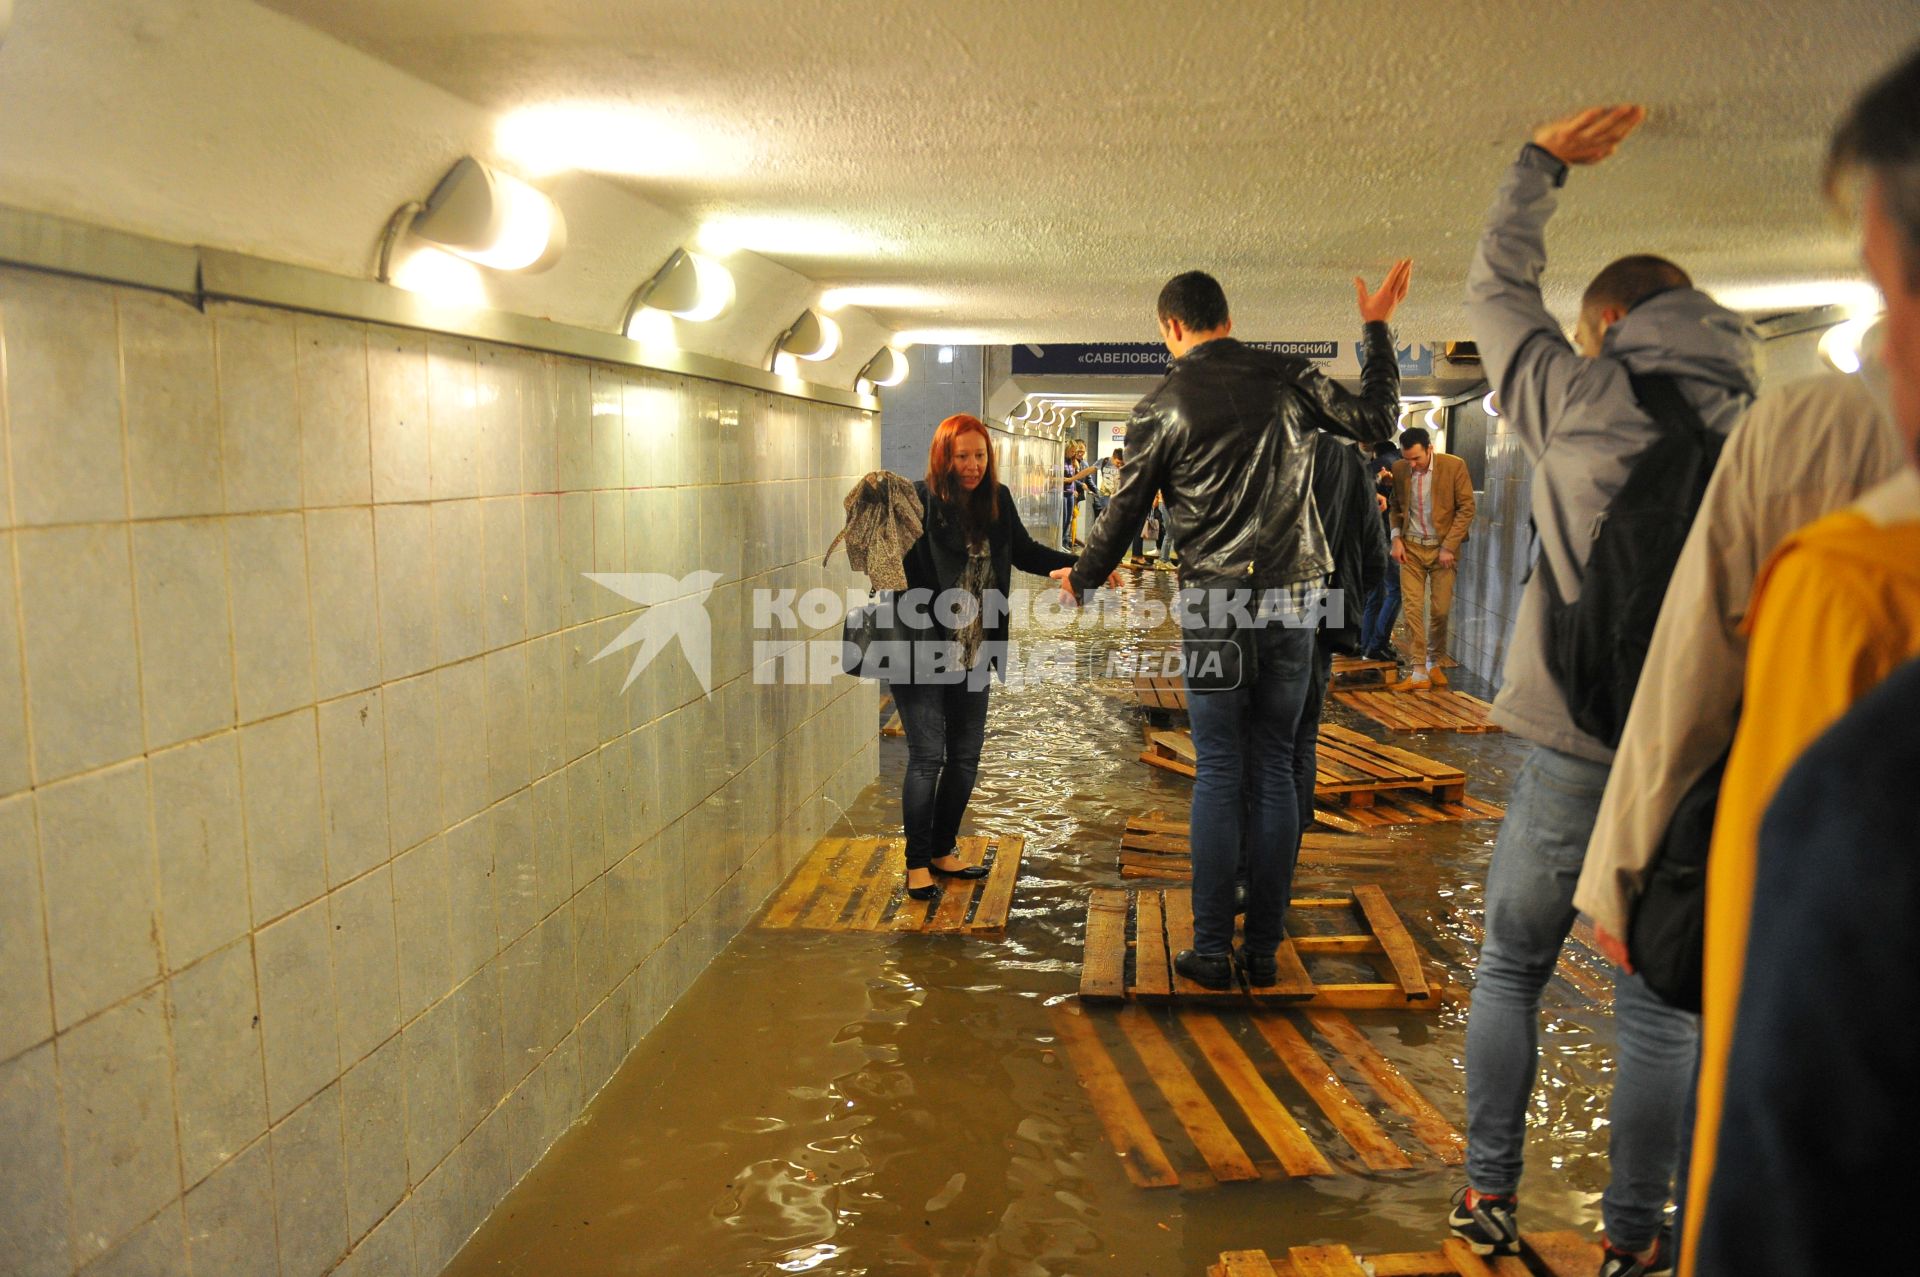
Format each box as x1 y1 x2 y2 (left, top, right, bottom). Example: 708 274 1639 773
1682 45 1920 1276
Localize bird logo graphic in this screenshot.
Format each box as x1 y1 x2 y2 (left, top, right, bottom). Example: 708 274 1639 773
584 570 725 695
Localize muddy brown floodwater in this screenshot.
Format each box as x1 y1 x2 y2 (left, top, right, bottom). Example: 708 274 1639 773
443 569 1630 1276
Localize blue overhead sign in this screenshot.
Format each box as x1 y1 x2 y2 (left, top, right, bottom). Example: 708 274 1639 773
1353 341 1434 378
1011 341 1339 376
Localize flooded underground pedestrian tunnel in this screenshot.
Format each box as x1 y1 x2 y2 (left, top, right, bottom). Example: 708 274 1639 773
2 4 1916 1276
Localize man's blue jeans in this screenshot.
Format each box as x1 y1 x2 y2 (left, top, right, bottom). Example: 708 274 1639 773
1464 744 1700 1253
1184 623 1316 957
1360 565 1401 652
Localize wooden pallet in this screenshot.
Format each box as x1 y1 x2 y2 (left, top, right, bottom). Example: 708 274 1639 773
759 834 1023 934
1208 1231 1599 1277
1137 725 1495 826
1134 672 1189 712
1080 886 1439 1008
1334 689 1502 734
1051 1002 1464 1190
1118 812 1399 880
1329 654 1397 686
1449 916 1616 1008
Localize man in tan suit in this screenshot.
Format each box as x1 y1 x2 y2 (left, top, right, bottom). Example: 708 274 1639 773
1388 425 1475 687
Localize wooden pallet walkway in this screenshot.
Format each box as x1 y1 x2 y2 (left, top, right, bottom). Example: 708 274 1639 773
1138 725 1499 826
1051 1001 1464 1190
1118 811 1398 881
1208 1232 1599 1277
1334 689 1502 734
1134 672 1189 712
1079 886 1440 1009
759 834 1024 934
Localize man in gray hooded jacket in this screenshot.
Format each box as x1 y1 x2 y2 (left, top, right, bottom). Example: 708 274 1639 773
1452 105 1759 1277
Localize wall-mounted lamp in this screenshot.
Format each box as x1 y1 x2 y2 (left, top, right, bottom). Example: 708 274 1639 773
768 308 841 371
1482 390 1500 418
377 156 565 284
1818 314 1879 375
620 247 734 335
856 347 909 392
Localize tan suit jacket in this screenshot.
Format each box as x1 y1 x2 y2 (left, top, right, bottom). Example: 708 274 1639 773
1389 452 1475 552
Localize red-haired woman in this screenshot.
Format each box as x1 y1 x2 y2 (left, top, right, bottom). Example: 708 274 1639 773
894 415 1105 899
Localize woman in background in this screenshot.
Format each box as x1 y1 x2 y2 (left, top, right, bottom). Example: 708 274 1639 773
894 415 1112 898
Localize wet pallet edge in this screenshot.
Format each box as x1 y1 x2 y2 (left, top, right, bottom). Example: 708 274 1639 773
1208 1231 1596 1277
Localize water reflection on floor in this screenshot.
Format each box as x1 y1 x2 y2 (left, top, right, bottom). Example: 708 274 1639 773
443 569 1625 1276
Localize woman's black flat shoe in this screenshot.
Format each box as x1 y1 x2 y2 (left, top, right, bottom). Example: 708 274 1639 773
906 881 942 901
931 862 989 879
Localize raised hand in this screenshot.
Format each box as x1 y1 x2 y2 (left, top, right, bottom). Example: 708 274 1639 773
1532 104 1646 166
1355 258 1414 325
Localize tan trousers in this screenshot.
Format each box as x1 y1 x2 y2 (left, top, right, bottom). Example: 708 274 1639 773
1399 540 1455 668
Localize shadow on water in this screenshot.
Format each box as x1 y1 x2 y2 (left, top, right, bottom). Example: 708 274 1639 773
444 569 1627 1275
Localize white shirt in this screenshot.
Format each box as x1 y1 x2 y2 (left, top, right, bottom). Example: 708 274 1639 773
1397 465 1437 541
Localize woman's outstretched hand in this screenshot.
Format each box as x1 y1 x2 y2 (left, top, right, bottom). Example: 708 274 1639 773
1051 566 1080 607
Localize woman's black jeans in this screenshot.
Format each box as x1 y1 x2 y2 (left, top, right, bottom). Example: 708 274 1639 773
890 679 991 870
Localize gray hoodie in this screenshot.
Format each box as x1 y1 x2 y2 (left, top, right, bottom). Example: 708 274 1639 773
1466 145 1760 762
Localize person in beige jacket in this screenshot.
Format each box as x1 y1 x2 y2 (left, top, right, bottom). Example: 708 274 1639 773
1574 362 1903 965
1387 425 1476 685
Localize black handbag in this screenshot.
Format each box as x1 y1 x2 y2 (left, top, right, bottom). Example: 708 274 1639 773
1627 748 1728 1013
840 593 912 680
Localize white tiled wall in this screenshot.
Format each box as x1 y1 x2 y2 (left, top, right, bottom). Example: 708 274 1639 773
0 266 880 1276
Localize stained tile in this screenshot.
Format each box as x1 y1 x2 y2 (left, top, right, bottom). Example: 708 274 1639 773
216 309 303 513
340 1032 408 1244
306 507 381 700
255 900 340 1123
0 1042 70 1276
391 837 454 1021
436 658 488 826
38 760 160 1030
129 519 235 749
240 710 327 923
373 503 435 680
183 1137 278 1277
16 523 143 784
297 316 373 508
402 995 460 1180
368 331 430 504
121 291 222 520
427 340 478 501
381 673 441 854
0 796 51 1059
60 988 180 1265
270 1084 349 1277
227 514 314 723
475 347 522 498
481 496 527 650
0 535 24 797
432 499 485 664
85 1201 188 1277
316 690 390 886
168 939 268 1187
485 644 530 804
0 269 125 525
443 816 497 986
328 867 400 1068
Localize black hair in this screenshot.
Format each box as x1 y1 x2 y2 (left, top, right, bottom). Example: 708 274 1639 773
1399 426 1432 451
1112 449 1124 461
1582 255 1692 316
1371 440 1400 458
1156 271 1230 332
1827 42 1920 285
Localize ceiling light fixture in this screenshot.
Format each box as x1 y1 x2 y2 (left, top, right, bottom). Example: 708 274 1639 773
1712 278 1881 317
620 248 734 335
1818 315 1879 375
389 247 488 307
856 347 909 391
377 157 565 283
768 309 841 370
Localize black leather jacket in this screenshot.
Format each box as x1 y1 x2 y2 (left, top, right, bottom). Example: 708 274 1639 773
1068 324 1400 596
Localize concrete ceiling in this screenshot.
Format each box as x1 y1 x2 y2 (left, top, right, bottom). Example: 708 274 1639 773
262 1 1912 343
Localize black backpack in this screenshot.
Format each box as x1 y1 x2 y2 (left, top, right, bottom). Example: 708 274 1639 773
1628 747 1727 1012
1539 372 1727 749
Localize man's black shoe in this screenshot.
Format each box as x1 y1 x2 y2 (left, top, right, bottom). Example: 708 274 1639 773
1173 949 1235 989
1236 946 1279 987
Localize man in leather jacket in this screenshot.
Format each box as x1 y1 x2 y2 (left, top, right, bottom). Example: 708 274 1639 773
1065 264 1409 989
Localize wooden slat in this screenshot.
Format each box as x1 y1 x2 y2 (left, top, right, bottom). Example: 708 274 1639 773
1290 936 1382 956
1243 939 1317 1005
1366 1255 1456 1277
1287 1246 1371 1277
848 841 903 930
1440 1240 1501 1277
967 835 1023 932
1116 1008 1259 1182
927 836 987 931
1049 1006 1180 1188
1216 1252 1283 1277
1352 886 1430 998
1164 889 1238 1000
760 837 847 927
1252 1015 1412 1171
1140 749 1198 779
1131 891 1172 1000
882 711 903 736
1180 1013 1333 1177
1150 729 1197 762
1304 1010 1464 1164
1080 889 1130 1001
801 839 881 929
1519 1232 1605 1277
